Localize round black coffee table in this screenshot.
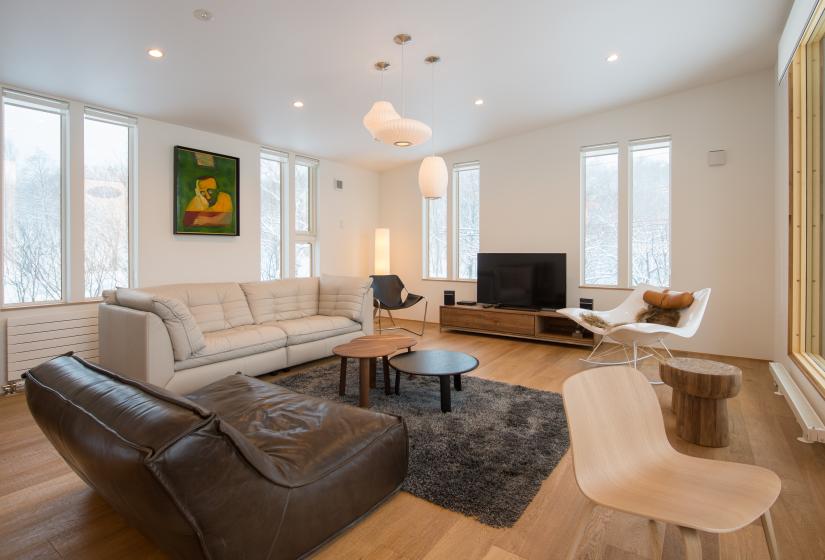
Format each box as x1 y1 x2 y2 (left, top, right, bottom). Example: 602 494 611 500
388 350 479 412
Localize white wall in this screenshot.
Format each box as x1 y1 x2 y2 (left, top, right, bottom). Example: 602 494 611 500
379 69 776 360
137 118 379 286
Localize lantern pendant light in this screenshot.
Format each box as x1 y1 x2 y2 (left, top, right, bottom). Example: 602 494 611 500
362 61 400 140
373 34 432 148
418 55 447 199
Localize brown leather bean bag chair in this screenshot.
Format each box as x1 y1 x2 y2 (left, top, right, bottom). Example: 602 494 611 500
24 355 408 559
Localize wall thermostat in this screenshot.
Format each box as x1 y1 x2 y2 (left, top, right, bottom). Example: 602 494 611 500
708 150 727 166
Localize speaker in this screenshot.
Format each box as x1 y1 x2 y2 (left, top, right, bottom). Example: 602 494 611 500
444 290 456 306
579 297 593 310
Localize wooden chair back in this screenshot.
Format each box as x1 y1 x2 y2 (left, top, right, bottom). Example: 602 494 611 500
562 366 672 496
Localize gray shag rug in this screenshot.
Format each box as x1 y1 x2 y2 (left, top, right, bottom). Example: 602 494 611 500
273 359 569 527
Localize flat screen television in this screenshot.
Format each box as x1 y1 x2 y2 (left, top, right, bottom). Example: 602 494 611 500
476 253 566 310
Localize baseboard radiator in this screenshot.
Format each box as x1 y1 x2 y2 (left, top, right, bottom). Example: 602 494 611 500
6 307 99 389
769 362 825 444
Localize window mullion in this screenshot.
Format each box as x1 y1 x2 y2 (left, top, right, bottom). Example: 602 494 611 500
619 141 630 288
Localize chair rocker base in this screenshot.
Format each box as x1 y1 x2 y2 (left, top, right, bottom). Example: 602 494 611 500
582 337 674 384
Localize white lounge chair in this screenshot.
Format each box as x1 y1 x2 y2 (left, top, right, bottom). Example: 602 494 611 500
557 285 711 371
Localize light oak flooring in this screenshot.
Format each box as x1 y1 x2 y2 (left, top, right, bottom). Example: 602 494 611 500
2 321 825 559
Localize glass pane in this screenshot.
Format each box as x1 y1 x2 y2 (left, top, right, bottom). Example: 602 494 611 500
631 141 670 287
84 118 130 298
295 242 312 278
427 197 448 278
260 157 282 280
457 167 480 279
583 149 619 285
2 102 63 304
295 163 310 232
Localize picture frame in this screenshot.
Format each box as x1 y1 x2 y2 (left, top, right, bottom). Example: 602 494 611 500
173 145 240 236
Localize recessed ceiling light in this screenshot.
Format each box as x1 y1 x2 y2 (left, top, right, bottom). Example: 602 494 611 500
193 8 213 21
147 48 164 59
293 101 304 108
606 53 619 63
474 98 484 106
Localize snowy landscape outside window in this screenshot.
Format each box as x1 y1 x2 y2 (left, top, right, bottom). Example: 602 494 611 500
293 157 318 277
2 92 67 304
455 163 480 280
581 145 619 286
630 138 671 287
84 109 134 298
260 150 286 280
426 196 448 278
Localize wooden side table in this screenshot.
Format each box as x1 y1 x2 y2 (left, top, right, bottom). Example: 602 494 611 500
660 357 742 447
333 340 399 407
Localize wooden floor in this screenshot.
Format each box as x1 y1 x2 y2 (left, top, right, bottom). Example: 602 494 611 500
2 321 825 559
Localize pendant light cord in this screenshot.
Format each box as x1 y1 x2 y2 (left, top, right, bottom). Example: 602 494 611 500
431 60 436 156
401 41 406 117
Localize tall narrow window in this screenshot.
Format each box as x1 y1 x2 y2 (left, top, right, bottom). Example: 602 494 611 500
83 109 135 298
630 137 671 287
455 162 480 280
425 196 448 279
581 144 619 286
293 157 318 277
260 149 286 280
2 90 67 304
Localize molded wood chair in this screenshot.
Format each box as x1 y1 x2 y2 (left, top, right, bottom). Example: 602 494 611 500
562 366 781 560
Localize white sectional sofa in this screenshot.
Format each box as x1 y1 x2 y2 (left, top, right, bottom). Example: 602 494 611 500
99 275 373 394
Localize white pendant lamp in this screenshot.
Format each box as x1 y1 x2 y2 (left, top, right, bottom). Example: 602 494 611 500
373 34 432 148
418 55 447 198
362 61 399 140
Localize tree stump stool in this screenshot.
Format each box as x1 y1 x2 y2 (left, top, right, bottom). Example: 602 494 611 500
660 357 742 447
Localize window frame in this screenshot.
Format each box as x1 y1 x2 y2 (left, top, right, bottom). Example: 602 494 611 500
453 161 481 281
579 140 672 289
292 155 319 277
421 161 480 282
82 107 138 298
628 136 672 288
580 143 621 289
259 148 288 281
788 0 825 400
1 88 70 307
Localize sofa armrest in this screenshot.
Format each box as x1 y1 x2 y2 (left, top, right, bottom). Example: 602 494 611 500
98 304 175 389
360 287 374 335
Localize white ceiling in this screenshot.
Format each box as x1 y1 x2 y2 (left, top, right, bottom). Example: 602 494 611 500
0 0 791 171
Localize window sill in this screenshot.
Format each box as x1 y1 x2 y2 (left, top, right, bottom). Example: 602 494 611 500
421 278 478 284
578 285 634 291
1 298 103 312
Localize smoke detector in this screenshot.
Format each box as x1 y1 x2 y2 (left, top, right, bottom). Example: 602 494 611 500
193 9 213 22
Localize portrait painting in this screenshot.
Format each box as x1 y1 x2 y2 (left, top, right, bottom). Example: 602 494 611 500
173 146 239 235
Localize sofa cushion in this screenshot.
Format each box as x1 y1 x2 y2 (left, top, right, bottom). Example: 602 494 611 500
241 278 319 323
115 288 206 361
272 315 361 345
175 324 287 371
186 374 406 487
143 283 254 334
318 275 371 322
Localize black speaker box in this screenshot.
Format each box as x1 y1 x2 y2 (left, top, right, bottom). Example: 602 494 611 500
579 297 593 310
444 290 456 305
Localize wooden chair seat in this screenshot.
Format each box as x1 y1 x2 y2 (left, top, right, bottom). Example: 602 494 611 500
562 366 781 559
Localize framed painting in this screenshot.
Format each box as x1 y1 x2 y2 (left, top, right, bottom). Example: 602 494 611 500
173 146 240 235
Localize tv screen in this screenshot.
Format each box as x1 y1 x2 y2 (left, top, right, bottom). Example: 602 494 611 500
477 253 566 310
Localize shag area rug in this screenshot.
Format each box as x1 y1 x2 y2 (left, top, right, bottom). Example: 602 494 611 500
274 359 569 527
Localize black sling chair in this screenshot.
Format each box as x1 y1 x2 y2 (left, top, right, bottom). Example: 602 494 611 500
369 275 428 336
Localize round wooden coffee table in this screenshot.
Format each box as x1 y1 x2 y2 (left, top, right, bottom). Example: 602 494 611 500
389 350 479 412
333 340 399 407
660 357 742 447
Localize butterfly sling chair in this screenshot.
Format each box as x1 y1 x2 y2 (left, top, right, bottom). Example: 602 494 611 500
557 285 711 375
370 274 428 336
